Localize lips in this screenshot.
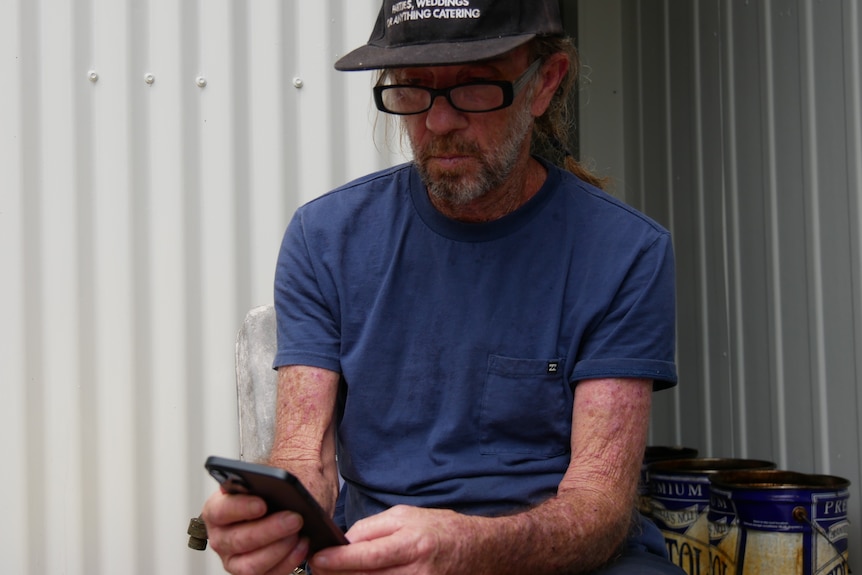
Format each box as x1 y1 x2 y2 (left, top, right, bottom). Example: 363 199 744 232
429 154 472 169
421 145 478 167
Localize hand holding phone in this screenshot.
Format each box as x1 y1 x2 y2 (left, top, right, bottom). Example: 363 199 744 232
205 456 349 554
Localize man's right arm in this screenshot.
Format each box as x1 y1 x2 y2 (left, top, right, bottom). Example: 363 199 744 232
200 365 341 575
268 364 341 517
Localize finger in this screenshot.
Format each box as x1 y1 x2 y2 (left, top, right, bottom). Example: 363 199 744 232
310 536 410 573
211 510 304 557
341 511 399 543
263 537 311 575
202 489 268 527
222 534 308 575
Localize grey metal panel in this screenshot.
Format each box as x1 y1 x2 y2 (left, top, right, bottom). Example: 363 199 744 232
725 0 782 463
585 0 862 564
694 0 733 460
577 0 627 190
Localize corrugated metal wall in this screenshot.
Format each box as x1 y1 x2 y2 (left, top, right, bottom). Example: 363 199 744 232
4 0 861 572
0 1 401 573
579 0 861 563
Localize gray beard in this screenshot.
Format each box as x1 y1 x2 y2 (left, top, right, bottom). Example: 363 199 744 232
412 104 535 207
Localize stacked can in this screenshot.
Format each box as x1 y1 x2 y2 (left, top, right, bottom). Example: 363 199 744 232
709 470 850 575
638 446 699 517
648 458 776 575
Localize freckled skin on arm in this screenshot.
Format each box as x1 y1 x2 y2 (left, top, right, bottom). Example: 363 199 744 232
464 377 653 574
268 365 342 517
199 365 343 575
309 377 653 575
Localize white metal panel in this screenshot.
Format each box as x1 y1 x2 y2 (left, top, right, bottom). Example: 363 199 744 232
0 0 27 572
90 0 139 570
0 1 401 574
40 0 87 571
146 1 194 570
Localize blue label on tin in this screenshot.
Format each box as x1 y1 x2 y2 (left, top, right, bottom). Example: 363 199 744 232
650 473 711 533
733 488 849 534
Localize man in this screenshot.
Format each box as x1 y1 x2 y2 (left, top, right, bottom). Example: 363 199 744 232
202 1 682 573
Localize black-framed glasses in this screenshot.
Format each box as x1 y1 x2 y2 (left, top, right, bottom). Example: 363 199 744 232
373 59 543 116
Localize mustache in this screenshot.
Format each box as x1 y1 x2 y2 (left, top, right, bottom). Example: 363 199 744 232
416 136 481 161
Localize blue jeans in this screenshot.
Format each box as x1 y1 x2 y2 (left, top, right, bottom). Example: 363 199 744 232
592 515 686 575
594 548 687 574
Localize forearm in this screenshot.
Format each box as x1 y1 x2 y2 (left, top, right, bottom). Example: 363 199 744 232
459 471 637 574
268 365 341 516
457 378 651 574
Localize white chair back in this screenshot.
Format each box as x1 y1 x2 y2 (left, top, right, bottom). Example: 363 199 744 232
235 304 278 462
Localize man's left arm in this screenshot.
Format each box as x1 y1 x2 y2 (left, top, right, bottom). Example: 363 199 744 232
308 377 652 575
465 376 652 573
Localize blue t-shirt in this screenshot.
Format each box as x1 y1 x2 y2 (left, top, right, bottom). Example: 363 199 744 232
273 159 677 531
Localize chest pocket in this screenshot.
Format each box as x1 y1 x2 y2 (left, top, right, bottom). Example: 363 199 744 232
479 355 571 457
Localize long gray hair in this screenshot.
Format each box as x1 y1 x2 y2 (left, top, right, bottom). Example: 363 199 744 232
528 35 607 190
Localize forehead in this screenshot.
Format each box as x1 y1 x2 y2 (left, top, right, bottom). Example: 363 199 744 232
389 45 531 81
390 62 501 83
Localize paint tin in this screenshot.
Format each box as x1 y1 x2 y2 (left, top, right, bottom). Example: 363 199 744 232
639 446 699 516
648 458 776 575
709 470 851 575
707 476 740 574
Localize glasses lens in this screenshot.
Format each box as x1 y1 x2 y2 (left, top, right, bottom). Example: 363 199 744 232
380 87 430 114
449 84 506 112
375 70 529 115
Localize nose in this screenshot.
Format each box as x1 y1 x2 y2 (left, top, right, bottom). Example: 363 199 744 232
424 94 468 135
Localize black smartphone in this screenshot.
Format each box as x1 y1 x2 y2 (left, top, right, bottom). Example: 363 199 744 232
205 455 349 554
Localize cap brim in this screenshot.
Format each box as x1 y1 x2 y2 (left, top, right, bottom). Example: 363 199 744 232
334 34 536 71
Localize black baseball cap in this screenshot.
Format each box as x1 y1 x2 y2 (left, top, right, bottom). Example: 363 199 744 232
334 0 564 71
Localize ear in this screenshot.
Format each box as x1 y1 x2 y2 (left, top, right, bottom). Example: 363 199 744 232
530 52 569 118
